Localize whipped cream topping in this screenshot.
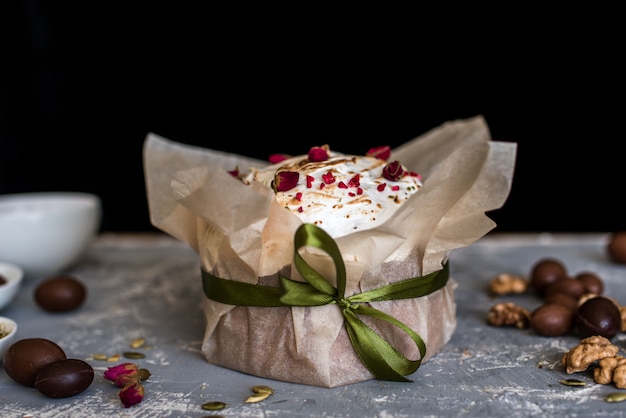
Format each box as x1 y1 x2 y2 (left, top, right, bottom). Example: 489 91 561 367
245 150 422 238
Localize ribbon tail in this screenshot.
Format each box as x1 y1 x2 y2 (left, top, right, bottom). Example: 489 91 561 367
343 306 424 382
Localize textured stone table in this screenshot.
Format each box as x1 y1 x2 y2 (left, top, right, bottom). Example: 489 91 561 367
1 232 625 417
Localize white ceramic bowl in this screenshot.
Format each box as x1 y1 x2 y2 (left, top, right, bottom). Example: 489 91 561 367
0 261 24 311
0 316 18 360
0 192 101 278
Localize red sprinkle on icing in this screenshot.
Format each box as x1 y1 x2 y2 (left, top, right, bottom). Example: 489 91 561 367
348 174 360 188
391 185 400 191
306 175 314 188
298 206 304 213
322 171 335 184
338 182 348 189
377 183 386 192
295 192 302 201
357 187 363 195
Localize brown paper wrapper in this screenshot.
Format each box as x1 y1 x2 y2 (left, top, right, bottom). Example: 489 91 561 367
143 115 517 387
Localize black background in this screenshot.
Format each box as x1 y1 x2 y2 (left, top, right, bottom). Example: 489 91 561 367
1 3 624 233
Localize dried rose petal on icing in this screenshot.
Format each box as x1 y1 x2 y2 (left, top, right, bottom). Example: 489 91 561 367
366 145 391 161
274 171 299 192
382 160 405 181
269 154 289 164
308 146 329 162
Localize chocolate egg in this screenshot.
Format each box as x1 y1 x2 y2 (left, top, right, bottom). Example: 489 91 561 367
544 277 586 300
608 231 626 264
530 258 567 296
34 275 87 312
576 296 622 339
544 293 578 313
35 358 94 398
575 271 604 295
3 338 67 386
530 303 575 336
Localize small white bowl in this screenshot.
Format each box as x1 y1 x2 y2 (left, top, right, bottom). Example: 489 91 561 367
0 192 101 278
0 316 18 360
0 261 24 311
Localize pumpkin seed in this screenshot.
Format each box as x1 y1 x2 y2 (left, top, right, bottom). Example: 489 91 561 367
123 351 145 359
92 353 108 361
559 378 586 386
130 337 145 348
107 354 121 362
606 392 626 403
252 385 274 395
245 392 271 403
201 401 227 410
139 368 151 381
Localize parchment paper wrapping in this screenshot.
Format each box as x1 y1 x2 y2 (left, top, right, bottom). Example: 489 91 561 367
143 115 517 387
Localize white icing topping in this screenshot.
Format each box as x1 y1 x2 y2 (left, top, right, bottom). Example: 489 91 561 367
245 149 422 238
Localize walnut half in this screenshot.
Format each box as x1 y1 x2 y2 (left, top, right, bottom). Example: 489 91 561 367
486 302 530 329
561 335 619 374
594 355 626 388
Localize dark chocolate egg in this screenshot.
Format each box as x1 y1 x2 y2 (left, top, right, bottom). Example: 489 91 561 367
34 275 87 312
576 296 622 339
35 358 94 398
3 338 67 386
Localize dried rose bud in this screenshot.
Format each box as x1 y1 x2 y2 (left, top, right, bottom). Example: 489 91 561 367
274 171 299 192
308 146 329 162
227 166 240 177
269 153 289 164
119 382 145 408
366 145 391 161
382 160 405 181
104 363 140 388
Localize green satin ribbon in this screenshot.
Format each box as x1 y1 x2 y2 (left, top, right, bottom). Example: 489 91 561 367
202 223 449 382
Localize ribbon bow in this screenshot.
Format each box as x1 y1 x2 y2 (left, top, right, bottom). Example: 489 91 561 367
202 223 449 382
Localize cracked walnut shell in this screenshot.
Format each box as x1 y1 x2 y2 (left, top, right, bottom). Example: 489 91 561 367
561 335 619 374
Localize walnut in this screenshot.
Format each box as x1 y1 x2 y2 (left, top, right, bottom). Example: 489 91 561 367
488 273 528 296
561 335 619 374
593 355 626 387
486 302 530 329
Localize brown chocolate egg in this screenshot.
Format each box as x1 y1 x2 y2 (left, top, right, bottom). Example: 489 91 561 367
575 272 604 295
544 277 586 300
576 296 622 339
3 338 67 386
607 231 626 264
35 358 94 398
544 293 578 313
530 258 567 296
530 303 575 336
34 275 87 312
